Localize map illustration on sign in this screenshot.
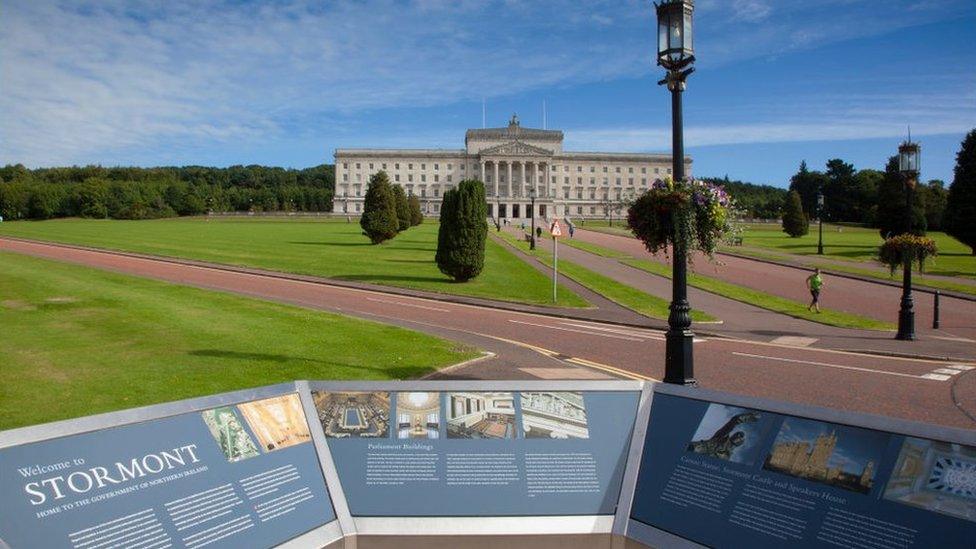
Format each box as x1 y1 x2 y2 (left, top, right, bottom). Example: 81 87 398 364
202 406 261 462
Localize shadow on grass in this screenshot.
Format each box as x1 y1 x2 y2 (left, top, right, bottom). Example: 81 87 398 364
287 241 371 247
187 349 433 378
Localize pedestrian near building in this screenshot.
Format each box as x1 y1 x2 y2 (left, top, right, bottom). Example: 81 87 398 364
806 268 823 313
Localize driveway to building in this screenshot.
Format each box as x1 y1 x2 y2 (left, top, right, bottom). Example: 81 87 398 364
571 228 976 343
2 237 974 430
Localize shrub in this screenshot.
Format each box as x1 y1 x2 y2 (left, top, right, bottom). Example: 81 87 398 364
781 190 809 237
436 180 487 281
359 171 399 244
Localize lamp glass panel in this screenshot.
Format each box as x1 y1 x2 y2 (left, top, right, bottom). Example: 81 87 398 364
658 20 668 56
684 13 693 54
670 18 682 50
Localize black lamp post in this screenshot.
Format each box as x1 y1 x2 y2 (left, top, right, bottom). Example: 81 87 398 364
656 0 696 386
529 187 537 249
817 192 824 255
896 139 920 341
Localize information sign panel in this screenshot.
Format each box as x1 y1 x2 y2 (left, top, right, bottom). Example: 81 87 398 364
0 392 336 549
629 392 976 548
311 387 640 516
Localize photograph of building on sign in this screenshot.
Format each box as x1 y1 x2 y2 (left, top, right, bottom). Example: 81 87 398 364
686 403 763 465
520 392 589 439
396 392 440 439
447 392 516 439
883 437 976 523
762 417 888 494
237 394 312 452
201 406 261 462
314 391 391 438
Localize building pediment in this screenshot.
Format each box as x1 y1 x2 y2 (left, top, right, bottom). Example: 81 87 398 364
479 140 553 157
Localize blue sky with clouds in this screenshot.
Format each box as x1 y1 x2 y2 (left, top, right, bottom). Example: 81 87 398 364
1 0 974 187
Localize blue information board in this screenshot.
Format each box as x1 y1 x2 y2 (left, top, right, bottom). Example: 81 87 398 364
0 392 335 549
630 393 976 547
312 389 640 516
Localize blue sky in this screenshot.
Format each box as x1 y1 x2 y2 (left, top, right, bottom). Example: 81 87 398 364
1 0 974 187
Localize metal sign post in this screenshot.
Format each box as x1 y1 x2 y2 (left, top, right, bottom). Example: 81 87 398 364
550 220 563 303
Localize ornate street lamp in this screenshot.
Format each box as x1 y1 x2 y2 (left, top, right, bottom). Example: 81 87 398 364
817 192 825 255
656 0 696 385
896 139 920 341
529 187 538 250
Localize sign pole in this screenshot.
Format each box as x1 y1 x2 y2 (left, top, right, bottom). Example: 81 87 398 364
552 234 558 303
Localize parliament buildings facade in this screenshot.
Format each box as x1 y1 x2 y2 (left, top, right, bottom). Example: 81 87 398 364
333 115 691 221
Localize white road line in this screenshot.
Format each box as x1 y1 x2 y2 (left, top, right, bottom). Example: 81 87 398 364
365 297 449 312
731 352 939 380
559 322 664 340
950 364 975 371
507 319 644 341
932 335 976 343
921 373 952 381
932 368 964 375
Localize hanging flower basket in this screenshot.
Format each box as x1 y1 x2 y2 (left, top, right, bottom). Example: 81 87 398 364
627 178 737 258
878 234 938 275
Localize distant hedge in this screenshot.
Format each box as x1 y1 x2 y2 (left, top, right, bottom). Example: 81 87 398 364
0 164 334 220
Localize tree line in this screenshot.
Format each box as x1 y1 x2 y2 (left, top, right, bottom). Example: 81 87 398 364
782 129 974 254
0 164 334 221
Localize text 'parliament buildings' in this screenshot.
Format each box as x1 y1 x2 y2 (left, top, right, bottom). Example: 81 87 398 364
333 115 692 220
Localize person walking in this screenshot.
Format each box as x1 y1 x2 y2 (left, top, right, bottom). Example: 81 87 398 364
568 224 575 238
806 268 823 313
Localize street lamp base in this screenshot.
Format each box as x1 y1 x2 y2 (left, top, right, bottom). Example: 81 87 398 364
896 308 916 341
664 328 697 386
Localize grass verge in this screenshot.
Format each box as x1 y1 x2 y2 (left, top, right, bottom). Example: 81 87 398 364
0 251 478 429
0 217 590 307
494 231 715 322
622 258 895 331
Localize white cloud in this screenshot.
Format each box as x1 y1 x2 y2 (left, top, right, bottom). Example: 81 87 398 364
0 0 972 166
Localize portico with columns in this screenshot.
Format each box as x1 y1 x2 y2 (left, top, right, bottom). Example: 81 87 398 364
333 114 689 222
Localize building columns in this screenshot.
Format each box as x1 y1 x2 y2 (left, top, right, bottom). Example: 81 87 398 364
492 161 499 198
520 161 526 198
506 161 512 198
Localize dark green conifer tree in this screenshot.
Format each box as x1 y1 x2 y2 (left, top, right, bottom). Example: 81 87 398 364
436 179 487 281
408 193 423 226
945 129 976 254
392 184 410 231
781 190 809 237
359 171 399 244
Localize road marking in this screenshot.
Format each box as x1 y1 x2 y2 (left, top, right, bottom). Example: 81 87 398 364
507 319 644 341
932 368 964 375
949 364 974 371
731 352 940 381
932 335 976 343
365 297 448 312
769 336 819 347
519 367 613 380
559 322 664 340
565 357 655 381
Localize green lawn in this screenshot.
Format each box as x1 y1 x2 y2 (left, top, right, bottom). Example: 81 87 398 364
0 217 587 307
494 230 715 322
623 258 894 331
729 223 975 280
0 251 478 430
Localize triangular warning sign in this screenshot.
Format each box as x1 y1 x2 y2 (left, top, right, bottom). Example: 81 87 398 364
549 220 563 237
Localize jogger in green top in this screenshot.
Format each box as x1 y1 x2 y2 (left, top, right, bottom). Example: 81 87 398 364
806 268 823 313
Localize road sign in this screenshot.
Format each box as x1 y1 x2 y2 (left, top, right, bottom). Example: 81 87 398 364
550 220 563 238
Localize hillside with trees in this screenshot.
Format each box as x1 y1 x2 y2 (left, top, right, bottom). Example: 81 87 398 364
0 164 334 220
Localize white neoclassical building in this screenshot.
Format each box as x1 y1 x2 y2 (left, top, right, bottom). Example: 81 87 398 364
333 114 691 221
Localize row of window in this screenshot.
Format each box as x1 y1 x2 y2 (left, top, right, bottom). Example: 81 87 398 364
340 161 672 176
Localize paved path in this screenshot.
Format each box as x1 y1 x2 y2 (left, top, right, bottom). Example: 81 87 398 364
572 229 976 346
3 237 974 430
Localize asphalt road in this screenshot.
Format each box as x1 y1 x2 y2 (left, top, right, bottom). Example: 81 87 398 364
3 237 974 430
